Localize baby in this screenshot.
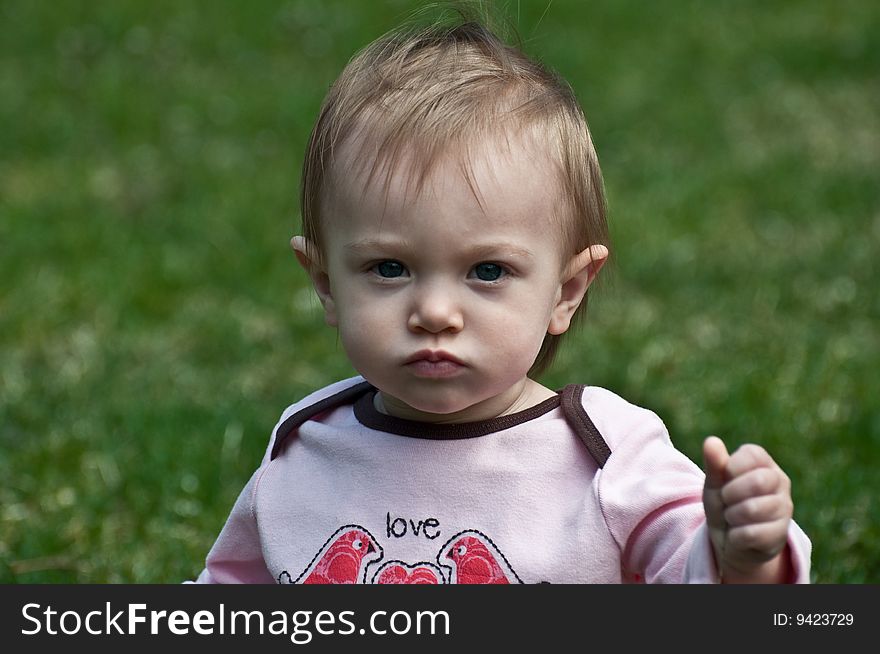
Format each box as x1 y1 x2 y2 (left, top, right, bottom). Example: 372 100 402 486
192 19 810 584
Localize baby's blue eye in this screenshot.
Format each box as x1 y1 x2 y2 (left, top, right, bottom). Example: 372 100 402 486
473 263 504 281
374 260 406 278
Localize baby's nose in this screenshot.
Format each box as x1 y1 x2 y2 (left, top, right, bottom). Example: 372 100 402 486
407 284 464 333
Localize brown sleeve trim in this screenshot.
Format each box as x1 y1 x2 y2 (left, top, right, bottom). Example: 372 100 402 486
270 380 374 460
560 384 612 468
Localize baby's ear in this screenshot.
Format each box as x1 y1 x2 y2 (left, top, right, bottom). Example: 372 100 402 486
290 236 337 327
548 244 608 335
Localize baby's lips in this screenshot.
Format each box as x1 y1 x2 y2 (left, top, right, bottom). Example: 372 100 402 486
404 349 466 365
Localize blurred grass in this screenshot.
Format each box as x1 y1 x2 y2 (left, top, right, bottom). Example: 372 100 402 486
1 0 877 583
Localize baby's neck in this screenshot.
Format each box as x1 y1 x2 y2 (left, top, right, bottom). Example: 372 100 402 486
374 378 557 424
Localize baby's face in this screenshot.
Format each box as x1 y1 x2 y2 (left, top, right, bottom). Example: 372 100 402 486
309 136 585 421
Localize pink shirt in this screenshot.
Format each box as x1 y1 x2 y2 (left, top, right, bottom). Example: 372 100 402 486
192 376 811 584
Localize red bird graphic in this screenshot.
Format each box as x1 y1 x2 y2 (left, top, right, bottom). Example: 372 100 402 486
440 531 518 584
300 526 381 584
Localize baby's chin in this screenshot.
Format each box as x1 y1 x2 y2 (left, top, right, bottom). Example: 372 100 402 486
375 379 528 424
373 383 492 421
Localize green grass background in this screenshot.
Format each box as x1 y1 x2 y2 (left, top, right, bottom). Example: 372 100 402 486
1 0 877 583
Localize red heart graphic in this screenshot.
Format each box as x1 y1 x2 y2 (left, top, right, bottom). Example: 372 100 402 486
376 564 441 584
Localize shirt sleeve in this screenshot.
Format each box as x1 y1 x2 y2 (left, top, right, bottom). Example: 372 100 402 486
596 408 811 583
188 466 276 584
683 520 812 583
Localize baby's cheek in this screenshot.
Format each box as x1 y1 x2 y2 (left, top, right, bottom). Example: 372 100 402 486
485 319 546 366
337 305 393 352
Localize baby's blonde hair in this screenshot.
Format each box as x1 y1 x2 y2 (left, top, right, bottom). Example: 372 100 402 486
300 11 609 377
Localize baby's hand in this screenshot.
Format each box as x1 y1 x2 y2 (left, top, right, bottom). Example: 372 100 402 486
702 436 793 583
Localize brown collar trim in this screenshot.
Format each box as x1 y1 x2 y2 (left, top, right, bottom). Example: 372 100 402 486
353 388 562 440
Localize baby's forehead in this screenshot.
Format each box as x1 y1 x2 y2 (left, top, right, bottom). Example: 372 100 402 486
318 131 571 266
326 127 565 219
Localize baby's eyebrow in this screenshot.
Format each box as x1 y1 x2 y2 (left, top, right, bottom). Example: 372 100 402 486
343 239 411 255
343 239 534 260
466 243 535 260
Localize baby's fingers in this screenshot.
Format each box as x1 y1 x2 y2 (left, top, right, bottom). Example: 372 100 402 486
726 518 790 562
723 494 793 527
725 444 776 478
721 465 790 507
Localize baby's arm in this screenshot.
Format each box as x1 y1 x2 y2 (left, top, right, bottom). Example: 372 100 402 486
702 436 794 583
189 467 275 584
